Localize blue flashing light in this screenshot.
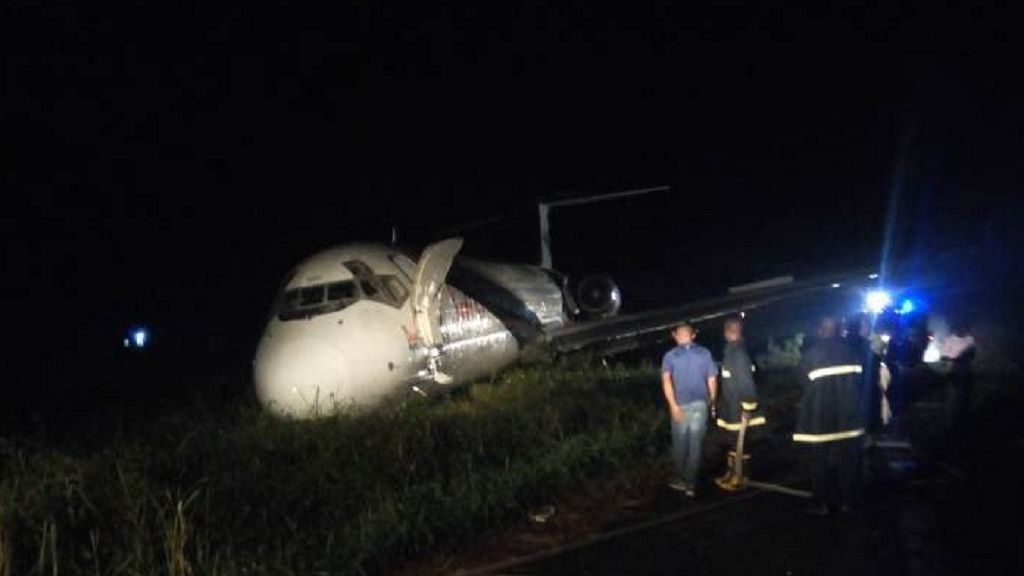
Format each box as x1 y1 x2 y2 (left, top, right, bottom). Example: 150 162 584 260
898 299 915 315
125 326 150 349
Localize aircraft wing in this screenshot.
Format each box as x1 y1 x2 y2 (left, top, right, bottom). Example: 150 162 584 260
544 270 875 356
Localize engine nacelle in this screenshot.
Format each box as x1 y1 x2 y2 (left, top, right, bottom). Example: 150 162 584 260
575 275 622 318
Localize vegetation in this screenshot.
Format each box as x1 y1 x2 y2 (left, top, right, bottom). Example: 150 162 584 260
756 333 805 370
0 361 670 575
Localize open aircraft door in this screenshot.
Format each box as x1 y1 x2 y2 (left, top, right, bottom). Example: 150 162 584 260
411 237 463 384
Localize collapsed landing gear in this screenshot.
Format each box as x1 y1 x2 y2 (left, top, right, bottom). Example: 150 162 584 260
414 345 454 386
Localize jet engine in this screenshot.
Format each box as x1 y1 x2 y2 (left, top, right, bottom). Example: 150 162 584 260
575 275 622 318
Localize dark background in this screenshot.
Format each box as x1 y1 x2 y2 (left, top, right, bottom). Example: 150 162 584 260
4 3 1022 394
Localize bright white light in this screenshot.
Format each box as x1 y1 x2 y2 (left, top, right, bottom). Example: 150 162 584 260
923 341 941 363
740 311 746 318
133 329 148 348
869 273 879 279
865 290 892 314
880 333 892 344
831 283 841 288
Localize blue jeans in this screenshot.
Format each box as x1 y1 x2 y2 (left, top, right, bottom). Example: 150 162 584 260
671 401 708 486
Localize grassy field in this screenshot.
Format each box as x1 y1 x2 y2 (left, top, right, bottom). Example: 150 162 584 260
3 344 1004 576
0 360 678 576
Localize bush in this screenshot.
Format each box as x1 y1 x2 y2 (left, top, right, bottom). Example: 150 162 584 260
756 333 804 370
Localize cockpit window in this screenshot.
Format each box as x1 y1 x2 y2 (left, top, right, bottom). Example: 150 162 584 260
359 280 379 298
383 276 408 303
275 261 409 321
277 280 359 320
327 281 356 301
344 260 408 308
299 286 324 306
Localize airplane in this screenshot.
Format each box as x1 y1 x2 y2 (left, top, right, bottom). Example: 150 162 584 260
253 237 878 418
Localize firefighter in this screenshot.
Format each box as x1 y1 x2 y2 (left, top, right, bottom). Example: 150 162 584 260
941 317 976 429
844 314 883 433
795 316 865 515
715 316 766 490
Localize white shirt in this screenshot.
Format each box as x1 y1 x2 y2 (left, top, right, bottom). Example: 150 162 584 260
940 334 975 359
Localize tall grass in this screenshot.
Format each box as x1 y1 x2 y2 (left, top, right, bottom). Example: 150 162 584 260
0 361 666 575
0 496 10 576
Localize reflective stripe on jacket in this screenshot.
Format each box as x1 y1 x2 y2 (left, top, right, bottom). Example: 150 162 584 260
717 341 765 429
793 338 864 443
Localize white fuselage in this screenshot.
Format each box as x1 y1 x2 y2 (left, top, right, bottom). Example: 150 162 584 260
253 243 563 417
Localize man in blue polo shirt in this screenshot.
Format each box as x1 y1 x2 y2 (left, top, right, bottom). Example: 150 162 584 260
661 321 718 496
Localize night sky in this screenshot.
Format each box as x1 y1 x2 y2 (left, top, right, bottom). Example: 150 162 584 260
5 4 1021 371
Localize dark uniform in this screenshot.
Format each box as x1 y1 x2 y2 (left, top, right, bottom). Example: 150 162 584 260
795 336 865 510
716 341 766 430
943 334 976 429
845 332 882 432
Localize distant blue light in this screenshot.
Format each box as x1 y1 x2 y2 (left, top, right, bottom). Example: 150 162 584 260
898 299 915 314
125 326 150 349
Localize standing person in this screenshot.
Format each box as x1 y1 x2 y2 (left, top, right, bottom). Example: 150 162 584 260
844 314 883 433
941 318 976 429
661 321 718 497
795 316 865 515
715 316 766 490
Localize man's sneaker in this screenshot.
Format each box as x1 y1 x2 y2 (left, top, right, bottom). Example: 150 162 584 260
669 480 691 493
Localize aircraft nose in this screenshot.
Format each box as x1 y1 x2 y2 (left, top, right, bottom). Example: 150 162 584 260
253 336 349 417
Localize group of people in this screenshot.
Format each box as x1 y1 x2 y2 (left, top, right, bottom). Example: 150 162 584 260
660 317 768 498
659 315 880 514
